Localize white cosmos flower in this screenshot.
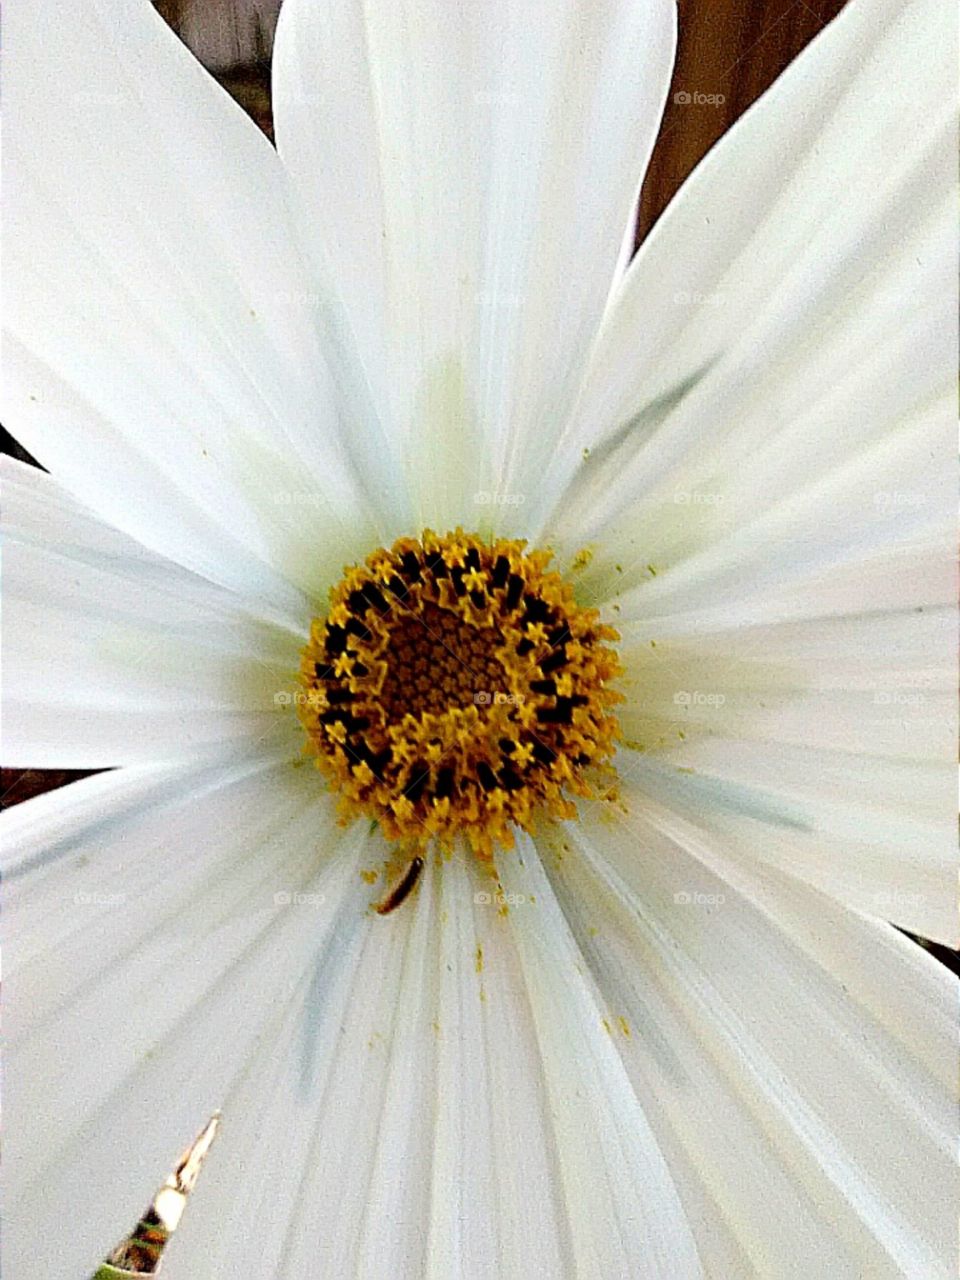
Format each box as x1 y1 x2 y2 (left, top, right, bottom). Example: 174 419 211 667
2 0 956 1276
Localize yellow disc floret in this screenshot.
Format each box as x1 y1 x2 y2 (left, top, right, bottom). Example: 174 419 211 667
298 530 622 860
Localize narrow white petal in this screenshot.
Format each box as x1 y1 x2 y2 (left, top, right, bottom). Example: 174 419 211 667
540 0 955 561
606 559 955 945
167 851 575 1279
538 808 958 1277
3 459 306 765
5 0 395 607
1 757 370 1280
273 0 676 532
588 395 953 626
499 836 702 1277
622 730 955 947
163 846 702 1278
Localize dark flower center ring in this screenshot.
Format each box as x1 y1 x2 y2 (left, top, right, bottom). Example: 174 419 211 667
298 529 622 860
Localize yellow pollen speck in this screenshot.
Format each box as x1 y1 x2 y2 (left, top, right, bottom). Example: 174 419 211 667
352 761 376 788
391 796 415 822
297 529 622 865
475 944 484 973
442 543 467 568
360 868 378 885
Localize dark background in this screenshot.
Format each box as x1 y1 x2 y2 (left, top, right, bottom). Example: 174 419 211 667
5 0 956 972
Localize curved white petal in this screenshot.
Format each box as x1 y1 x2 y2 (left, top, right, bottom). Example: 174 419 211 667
164 849 699 1279
538 807 958 1277
617 741 956 948
3 458 308 766
571 392 954 626
599 499 956 945
596 473 956 945
539 0 955 556
498 836 702 1277
272 0 676 532
4 0 398 611
1 756 371 1280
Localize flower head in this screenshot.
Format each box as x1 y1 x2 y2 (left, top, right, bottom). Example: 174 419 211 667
2 0 955 1276
299 530 622 858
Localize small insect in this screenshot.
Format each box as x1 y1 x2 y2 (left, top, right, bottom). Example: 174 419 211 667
93 1112 220 1278
374 854 425 915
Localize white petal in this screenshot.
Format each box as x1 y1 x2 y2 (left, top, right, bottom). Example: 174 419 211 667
577 394 954 627
539 0 955 560
498 836 702 1277
602 542 955 945
603 551 956 944
618 737 955 949
5 0 395 610
1 756 371 1280
539 806 958 1277
162 848 699 1278
272 0 676 532
3 458 307 766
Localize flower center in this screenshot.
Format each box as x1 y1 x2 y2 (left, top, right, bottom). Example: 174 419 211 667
298 530 622 859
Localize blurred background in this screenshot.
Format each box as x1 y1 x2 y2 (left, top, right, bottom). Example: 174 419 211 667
5 0 956 973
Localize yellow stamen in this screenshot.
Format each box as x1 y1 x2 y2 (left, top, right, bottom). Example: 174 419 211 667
298 530 621 864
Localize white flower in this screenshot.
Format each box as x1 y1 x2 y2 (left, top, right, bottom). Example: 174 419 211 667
2 0 956 1276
